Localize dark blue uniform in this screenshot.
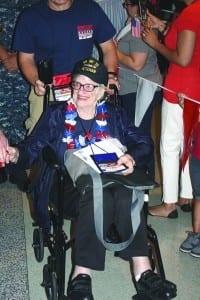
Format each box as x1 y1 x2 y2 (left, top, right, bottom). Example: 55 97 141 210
0 0 39 145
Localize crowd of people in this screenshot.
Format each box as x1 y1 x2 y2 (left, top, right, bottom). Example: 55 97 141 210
0 0 200 299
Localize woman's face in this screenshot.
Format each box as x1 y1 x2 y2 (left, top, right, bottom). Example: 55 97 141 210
72 75 105 113
123 2 138 18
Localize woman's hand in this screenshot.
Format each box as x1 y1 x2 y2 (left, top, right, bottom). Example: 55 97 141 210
144 9 163 30
117 154 135 175
7 146 19 164
177 93 186 109
142 27 160 50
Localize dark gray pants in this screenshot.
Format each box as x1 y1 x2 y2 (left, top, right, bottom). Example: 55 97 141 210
75 184 148 271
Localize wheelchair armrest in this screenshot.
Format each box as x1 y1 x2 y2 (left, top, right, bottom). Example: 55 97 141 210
42 146 61 169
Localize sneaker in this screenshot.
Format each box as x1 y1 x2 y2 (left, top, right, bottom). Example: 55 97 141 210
179 232 200 253
190 240 200 258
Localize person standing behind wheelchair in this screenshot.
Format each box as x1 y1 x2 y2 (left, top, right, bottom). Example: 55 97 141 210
115 0 163 180
1 58 176 300
12 0 119 135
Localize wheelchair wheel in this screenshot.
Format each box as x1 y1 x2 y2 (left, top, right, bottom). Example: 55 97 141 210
42 264 58 300
32 228 44 262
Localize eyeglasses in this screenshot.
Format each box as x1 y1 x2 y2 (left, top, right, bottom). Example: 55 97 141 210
71 81 99 92
122 2 137 8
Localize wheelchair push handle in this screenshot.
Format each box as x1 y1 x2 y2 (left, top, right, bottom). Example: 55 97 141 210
108 84 120 107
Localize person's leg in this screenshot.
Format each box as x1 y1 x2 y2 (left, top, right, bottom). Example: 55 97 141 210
113 186 177 298
139 90 162 179
180 156 200 255
189 155 200 232
119 92 137 125
178 158 193 210
67 186 114 299
120 91 162 180
25 89 44 135
149 99 182 218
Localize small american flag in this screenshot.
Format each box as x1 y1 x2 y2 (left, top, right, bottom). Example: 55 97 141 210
131 18 141 38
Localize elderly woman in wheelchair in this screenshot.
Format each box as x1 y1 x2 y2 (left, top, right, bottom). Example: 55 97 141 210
1 58 176 300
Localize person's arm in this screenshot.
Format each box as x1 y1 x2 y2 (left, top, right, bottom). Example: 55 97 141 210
142 28 196 67
0 44 8 61
100 39 118 73
18 52 46 95
117 49 148 72
0 44 18 72
99 39 119 90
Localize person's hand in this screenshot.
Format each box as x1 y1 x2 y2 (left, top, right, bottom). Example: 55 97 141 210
142 27 160 49
177 93 186 109
34 79 47 96
2 53 18 72
106 77 120 95
144 9 162 29
0 130 9 166
117 154 135 175
7 146 19 164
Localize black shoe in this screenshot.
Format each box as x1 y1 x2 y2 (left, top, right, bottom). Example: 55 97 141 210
180 204 192 212
135 270 177 300
67 274 94 300
0 167 7 184
9 170 30 192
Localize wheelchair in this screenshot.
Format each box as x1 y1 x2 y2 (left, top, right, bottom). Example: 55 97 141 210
30 144 176 300
32 146 75 300
30 83 176 299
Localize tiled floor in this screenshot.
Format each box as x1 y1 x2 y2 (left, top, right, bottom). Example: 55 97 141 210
23 191 200 300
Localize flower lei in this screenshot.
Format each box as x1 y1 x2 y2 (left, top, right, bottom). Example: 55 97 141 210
62 100 109 149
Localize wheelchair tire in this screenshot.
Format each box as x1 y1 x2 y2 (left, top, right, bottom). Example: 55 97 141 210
42 264 58 300
32 228 44 262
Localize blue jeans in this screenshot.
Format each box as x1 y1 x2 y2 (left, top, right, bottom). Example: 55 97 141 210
190 155 200 200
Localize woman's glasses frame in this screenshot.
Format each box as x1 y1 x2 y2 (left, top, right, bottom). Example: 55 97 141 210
71 81 99 92
122 2 137 9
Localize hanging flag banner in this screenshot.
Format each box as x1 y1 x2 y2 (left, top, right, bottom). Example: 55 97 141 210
135 76 158 127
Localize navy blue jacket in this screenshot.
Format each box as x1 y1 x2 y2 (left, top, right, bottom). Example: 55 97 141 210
15 102 153 169
10 102 153 230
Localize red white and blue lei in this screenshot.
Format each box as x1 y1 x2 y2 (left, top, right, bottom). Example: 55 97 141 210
62 100 110 149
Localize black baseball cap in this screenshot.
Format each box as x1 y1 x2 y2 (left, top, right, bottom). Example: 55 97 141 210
72 58 108 86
